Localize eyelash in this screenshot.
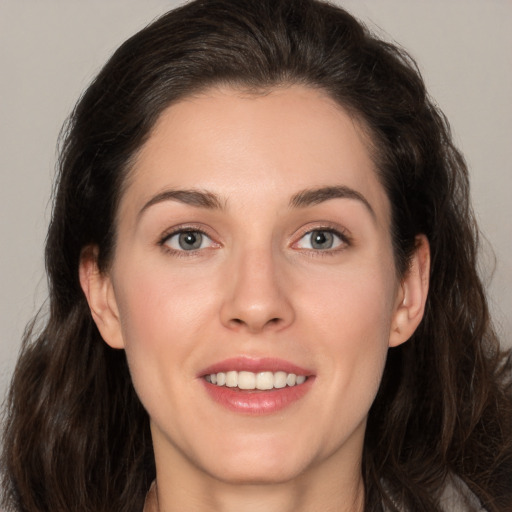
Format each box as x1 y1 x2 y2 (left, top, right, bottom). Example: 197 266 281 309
158 225 217 257
293 226 352 256
157 224 352 257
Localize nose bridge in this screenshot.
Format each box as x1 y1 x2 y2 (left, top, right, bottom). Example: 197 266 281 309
220 242 294 333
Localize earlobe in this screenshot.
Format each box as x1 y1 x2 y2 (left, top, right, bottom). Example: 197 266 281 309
389 235 430 348
79 246 125 349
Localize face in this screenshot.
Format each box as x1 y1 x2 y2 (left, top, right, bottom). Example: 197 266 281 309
82 85 428 487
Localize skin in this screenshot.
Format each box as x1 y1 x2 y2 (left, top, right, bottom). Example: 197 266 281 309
80 85 429 512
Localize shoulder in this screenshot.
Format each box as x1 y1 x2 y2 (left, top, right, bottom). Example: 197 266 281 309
437 474 486 512
382 474 486 511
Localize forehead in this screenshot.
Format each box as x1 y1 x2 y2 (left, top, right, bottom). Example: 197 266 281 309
120 85 389 224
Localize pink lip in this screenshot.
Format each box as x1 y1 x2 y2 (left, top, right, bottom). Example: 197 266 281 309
199 357 315 415
199 356 312 376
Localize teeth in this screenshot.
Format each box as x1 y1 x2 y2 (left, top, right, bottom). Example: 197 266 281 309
274 371 287 389
286 373 296 386
256 371 274 390
216 372 226 386
225 371 238 388
238 371 256 390
205 370 308 390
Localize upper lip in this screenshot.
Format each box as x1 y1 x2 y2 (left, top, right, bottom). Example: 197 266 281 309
199 356 313 377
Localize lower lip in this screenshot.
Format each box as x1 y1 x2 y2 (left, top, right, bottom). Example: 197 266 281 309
202 378 314 415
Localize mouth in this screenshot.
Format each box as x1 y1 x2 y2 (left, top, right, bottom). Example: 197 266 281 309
200 357 314 414
204 370 307 390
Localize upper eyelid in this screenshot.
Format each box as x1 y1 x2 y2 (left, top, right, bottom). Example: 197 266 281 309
162 229 211 242
290 224 354 253
158 224 215 244
296 229 349 245
158 228 219 255
292 224 352 242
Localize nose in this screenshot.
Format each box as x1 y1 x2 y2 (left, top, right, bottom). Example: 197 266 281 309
219 247 295 334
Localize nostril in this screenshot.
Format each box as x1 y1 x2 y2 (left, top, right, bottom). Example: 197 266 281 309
228 316 281 331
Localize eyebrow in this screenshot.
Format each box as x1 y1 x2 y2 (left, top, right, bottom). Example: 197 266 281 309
289 185 375 218
138 189 224 218
138 184 375 219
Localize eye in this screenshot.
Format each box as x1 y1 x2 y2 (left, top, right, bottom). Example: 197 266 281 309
162 230 215 252
295 229 347 251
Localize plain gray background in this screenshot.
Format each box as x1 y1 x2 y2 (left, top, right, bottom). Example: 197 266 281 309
1 0 511 402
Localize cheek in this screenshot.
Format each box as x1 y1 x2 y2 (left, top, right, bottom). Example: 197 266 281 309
301 260 397 342
115 261 217 339
298 261 397 409
111 262 221 396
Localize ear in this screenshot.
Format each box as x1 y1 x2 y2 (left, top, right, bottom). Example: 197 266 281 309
79 245 125 349
388 235 430 348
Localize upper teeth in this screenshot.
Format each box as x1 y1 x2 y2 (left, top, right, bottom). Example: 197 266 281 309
205 371 307 390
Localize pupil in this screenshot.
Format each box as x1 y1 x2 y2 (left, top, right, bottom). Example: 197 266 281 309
311 231 333 249
179 232 202 250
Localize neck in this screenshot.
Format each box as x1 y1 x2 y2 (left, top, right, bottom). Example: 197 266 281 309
151 449 365 512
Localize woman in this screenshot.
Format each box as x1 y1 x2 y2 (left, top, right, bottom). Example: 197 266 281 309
1 0 511 511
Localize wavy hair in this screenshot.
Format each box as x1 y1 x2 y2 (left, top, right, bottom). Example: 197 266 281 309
2 1 511 511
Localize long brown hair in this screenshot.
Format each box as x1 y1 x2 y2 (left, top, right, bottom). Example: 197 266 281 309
2 1 511 511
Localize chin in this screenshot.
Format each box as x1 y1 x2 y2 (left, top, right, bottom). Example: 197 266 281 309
196 440 316 486
206 460 305 486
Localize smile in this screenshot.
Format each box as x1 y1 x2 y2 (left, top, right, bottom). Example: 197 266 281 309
204 370 307 390
200 358 314 414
